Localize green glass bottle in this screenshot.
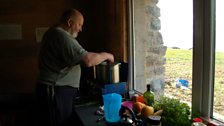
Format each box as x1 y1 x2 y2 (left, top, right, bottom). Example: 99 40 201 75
143 84 154 106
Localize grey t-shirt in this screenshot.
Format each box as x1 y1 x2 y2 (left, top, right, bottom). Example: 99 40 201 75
38 27 88 88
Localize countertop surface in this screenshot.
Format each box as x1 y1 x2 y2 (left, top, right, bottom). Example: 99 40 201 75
75 101 133 126
75 102 106 126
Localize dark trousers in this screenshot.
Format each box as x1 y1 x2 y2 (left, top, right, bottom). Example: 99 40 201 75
35 84 83 126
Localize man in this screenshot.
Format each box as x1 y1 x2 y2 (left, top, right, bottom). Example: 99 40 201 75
36 9 114 126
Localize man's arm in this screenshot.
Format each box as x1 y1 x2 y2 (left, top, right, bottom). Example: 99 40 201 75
81 52 114 67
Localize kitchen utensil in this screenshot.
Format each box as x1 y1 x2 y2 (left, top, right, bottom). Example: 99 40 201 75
95 61 121 84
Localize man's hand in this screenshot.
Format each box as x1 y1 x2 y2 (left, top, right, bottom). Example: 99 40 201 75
104 52 114 63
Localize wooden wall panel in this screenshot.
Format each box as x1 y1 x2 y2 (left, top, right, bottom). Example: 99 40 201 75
77 0 128 62
0 57 37 93
0 0 76 93
0 0 127 93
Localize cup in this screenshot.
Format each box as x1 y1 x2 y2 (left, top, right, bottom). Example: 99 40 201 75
103 93 122 123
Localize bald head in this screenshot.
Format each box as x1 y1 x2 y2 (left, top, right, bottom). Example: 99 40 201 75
60 9 83 25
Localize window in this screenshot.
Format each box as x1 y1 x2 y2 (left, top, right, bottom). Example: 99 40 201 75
128 0 167 98
158 0 193 105
128 0 224 123
213 0 224 121
129 0 193 102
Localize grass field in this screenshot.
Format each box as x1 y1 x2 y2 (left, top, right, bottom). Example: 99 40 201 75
164 48 224 117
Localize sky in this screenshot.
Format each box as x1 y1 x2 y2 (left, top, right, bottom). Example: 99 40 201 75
158 0 224 52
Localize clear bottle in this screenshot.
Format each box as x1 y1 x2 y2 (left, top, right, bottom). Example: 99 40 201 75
143 84 154 106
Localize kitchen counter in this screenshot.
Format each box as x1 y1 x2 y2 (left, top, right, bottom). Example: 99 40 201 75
75 101 131 126
75 102 106 126
75 80 129 126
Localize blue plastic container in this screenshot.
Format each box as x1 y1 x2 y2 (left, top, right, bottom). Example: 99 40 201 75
176 79 189 88
103 93 122 123
179 79 189 87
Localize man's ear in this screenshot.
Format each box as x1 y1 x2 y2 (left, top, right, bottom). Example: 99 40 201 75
67 19 73 27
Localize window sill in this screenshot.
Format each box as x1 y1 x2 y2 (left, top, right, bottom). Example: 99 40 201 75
200 117 224 126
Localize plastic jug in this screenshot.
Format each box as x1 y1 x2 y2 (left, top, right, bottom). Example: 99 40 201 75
103 93 122 123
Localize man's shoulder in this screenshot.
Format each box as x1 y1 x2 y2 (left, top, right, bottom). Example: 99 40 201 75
44 26 69 39
43 26 58 36
47 26 63 34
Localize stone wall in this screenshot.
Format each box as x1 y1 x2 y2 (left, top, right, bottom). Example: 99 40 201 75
133 0 167 98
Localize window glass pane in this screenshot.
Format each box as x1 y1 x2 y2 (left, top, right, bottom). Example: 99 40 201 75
132 0 167 94
158 0 193 105
213 0 224 121
132 0 193 104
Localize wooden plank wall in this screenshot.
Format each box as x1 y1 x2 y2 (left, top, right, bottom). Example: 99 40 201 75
0 0 76 93
0 0 127 93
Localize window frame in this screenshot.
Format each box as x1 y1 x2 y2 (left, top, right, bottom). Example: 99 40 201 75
127 0 135 91
128 0 218 120
192 0 216 119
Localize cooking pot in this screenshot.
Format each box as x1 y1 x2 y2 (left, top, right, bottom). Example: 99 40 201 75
94 61 121 84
